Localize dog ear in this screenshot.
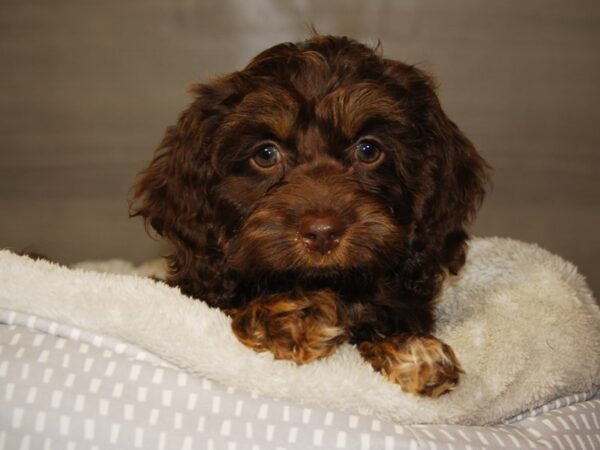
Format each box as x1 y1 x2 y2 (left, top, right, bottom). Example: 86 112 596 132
130 81 240 307
383 61 489 283
421 92 490 274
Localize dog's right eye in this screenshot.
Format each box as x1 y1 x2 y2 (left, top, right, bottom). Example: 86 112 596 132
252 145 281 169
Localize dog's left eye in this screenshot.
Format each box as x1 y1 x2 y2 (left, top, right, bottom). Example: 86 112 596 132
252 145 281 168
355 141 382 164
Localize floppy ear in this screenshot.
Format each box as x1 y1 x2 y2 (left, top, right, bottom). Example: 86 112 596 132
415 70 490 276
130 82 240 307
383 62 489 291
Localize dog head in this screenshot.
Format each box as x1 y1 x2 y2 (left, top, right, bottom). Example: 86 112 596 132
131 35 488 307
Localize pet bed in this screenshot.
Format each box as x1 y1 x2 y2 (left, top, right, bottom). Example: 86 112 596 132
1 237 599 449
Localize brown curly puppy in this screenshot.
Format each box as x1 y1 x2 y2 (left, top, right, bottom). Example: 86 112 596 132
131 35 489 397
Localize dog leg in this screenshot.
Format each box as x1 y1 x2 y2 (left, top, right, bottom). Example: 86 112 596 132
358 334 463 397
231 290 347 364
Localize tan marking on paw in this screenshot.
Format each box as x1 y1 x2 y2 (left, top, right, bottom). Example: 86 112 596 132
231 290 347 364
359 334 463 397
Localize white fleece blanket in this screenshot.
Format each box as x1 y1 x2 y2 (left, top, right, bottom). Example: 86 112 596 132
0 237 599 425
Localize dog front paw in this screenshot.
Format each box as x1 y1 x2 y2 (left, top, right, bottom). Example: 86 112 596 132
358 334 463 397
231 290 347 364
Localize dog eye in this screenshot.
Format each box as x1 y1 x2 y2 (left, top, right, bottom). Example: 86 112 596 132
252 145 281 168
355 141 381 164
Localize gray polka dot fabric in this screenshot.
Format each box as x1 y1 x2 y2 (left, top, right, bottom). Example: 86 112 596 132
1 309 599 449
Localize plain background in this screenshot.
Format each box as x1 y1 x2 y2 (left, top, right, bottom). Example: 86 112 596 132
1 0 599 296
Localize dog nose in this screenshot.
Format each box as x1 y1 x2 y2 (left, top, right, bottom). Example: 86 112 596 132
299 214 345 254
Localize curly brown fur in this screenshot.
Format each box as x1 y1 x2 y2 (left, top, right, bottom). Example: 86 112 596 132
131 35 489 396
230 289 346 364
358 335 463 397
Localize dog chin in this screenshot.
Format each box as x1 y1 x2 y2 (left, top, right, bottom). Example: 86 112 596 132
250 256 379 292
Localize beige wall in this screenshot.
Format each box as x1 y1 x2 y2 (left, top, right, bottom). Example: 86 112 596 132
1 1 599 296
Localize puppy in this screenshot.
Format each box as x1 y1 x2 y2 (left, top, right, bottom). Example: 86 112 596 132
131 35 489 397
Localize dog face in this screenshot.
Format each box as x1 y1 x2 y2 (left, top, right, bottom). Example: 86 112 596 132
132 35 488 312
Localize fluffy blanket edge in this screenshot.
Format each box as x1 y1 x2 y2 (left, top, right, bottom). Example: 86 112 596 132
0 237 599 425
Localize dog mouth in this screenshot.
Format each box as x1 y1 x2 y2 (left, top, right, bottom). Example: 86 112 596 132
224 188 404 279
227 218 402 281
